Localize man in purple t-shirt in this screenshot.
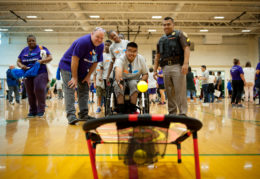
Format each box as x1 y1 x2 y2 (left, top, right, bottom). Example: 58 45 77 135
59 27 105 125
255 62 260 105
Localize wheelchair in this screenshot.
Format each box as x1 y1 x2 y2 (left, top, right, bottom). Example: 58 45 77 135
105 79 150 116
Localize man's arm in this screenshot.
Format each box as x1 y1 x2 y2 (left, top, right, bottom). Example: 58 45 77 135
181 46 190 74
106 58 115 81
153 53 160 78
115 66 124 90
240 73 246 84
68 56 79 88
82 62 98 86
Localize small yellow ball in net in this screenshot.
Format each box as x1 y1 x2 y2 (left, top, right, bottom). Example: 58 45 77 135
137 81 148 93
133 149 147 165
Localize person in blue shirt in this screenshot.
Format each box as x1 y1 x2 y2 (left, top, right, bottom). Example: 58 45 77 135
230 58 246 107
17 35 52 118
59 27 105 125
6 65 20 104
227 80 232 98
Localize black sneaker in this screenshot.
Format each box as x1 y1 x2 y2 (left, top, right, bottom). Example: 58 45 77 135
68 117 78 125
37 112 45 118
27 113 37 118
79 115 96 121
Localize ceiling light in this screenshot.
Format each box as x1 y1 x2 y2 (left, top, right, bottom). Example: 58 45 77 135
89 15 100 18
152 16 162 19
26 16 38 18
0 28 8 31
148 29 156 32
214 16 225 19
200 29 208 32
242 29 251 32
44 29 54 32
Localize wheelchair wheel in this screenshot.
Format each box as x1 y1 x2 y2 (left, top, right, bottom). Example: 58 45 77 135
142 92 150 114
105 85 113 116
139 92 149 114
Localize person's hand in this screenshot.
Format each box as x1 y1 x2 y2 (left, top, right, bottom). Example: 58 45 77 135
106 77 111 86
94 83 97 89
118 78 124 91
181 64 188 75
21 65 30 70
68 77 78 88
82 75 91 87
98 77 102 82
38 60 44 64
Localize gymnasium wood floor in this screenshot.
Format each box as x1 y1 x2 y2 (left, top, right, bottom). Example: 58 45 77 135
0 97 260 179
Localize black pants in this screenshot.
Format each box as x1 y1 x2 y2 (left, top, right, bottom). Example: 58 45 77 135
231 80 244 104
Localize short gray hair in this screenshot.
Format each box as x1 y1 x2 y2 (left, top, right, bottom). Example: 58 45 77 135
93 27 106 33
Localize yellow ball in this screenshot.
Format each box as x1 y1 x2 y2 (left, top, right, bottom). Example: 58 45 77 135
137 81 148 93
133 149 147 165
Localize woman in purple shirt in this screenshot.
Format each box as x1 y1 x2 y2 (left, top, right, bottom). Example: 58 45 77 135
230 58 246 107
17 35 52 117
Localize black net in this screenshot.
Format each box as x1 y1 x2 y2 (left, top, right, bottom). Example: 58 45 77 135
117 126 168 166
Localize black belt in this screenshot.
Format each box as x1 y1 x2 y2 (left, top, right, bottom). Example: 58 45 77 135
160 56 180 67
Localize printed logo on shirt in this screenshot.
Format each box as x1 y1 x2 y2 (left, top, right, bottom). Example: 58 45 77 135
23 58 38 62
105 60 110 62
123 69 129 74
114 50 120 54
132 70 139 74
84 58 93 63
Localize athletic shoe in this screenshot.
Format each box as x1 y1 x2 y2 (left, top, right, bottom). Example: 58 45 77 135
158 102 166 105
37 112 45 117
79 115 96 121
237 104 244 108
68 117 78 125
27 113 37 118
96 107 101 113
231 104 236 108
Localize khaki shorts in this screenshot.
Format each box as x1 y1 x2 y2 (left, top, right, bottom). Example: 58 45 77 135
113 79 138 97
96 86 106 97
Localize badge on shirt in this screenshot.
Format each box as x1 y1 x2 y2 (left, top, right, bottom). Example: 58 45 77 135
91 49 97 62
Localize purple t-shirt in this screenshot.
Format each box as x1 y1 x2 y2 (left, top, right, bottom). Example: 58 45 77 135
256 62 260 79
230 65 244 80
157 70 164 85
18 45 51 75
59 34 104 79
